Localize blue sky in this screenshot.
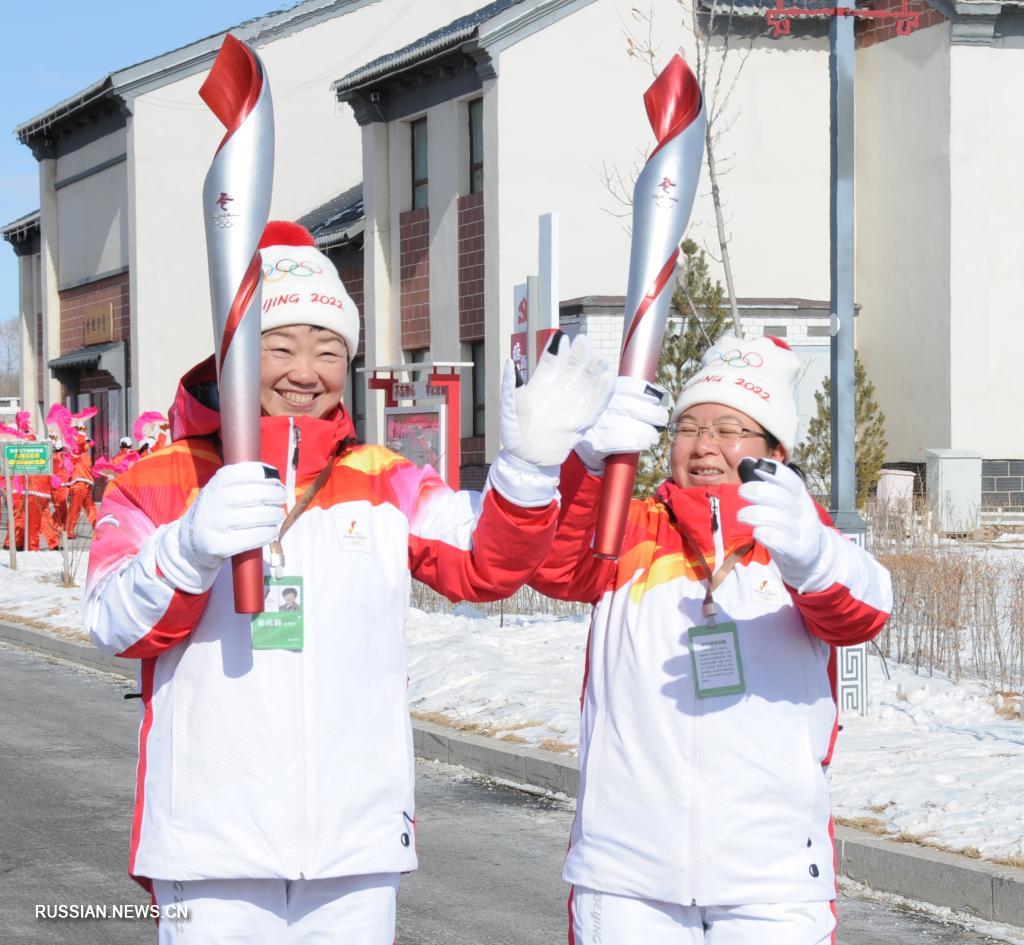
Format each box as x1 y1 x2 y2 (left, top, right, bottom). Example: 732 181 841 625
0 1 293 321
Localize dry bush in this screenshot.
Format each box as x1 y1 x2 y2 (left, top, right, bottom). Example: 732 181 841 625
866 497 1024 692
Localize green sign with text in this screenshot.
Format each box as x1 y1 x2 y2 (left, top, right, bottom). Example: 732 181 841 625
3 442 52 474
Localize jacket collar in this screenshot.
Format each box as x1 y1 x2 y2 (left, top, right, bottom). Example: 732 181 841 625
654 478 754 557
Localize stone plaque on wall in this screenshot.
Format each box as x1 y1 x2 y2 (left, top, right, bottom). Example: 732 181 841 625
83 302 114 345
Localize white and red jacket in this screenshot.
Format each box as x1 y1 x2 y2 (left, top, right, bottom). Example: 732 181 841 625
530 456 892 907
84 357 560 885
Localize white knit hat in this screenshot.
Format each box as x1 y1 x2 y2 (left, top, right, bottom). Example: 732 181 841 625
258 221 360 356
671 333 801 454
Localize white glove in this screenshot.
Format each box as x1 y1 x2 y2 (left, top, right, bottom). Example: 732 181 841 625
154 462 286 594
736 460 841 593
498 333 613 468
575 376 669 476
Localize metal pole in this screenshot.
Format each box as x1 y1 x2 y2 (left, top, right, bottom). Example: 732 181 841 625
829 0 865 538
3 455 15 570
829 4 868 718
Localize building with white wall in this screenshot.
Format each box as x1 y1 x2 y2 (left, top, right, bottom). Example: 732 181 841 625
7 0 1024 507
2 0 485 459
856 0 1024 511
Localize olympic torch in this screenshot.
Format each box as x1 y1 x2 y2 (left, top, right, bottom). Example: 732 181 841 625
199 35 275 612
593 54 706 560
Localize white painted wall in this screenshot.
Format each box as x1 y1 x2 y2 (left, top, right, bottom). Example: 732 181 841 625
855 22 951 463
128 0 487 416
948 34 1024 458
494 1 831 338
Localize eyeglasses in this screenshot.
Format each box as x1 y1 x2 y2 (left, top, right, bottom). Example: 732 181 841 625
668 421 769 444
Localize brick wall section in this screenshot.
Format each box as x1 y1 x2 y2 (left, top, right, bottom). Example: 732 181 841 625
58 271 132 386
457 193 485 342
339 265 366 359
856 0 947 50
981 460 1024 509
399 208 430 351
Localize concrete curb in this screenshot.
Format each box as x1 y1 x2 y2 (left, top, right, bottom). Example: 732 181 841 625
3 620 1023 928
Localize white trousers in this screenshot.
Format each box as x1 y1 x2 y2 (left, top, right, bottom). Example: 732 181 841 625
569 887 836 945
152 873 400 945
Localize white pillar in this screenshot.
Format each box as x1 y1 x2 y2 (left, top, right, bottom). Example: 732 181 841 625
362 121 395 445
38 158 62 410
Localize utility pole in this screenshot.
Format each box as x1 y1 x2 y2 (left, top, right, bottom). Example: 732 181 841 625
828 0 865 540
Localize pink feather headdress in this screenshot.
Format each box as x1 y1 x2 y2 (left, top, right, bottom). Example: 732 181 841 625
133 411 167 443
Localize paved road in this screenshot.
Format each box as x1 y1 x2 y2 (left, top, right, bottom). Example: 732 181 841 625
0 643 1015 945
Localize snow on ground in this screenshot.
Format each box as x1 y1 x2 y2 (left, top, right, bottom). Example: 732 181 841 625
3 552 1022 866
407 608 1024 864
0 550 89 640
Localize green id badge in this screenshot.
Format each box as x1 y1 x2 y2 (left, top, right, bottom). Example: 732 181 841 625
251 576 304 650
688 622 745 698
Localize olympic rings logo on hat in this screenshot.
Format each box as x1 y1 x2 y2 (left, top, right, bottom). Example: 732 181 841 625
262 258 324 283
715 349 764 369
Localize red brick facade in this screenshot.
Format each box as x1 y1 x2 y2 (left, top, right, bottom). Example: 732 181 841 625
856 0 946 49
457 193 485 342
339 265 366 359
399 207 430 351
59 271 132 386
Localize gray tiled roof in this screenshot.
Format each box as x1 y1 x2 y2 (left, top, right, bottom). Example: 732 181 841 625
333 0 520 93
297 184 364 249
697 0 835 11
1 209 41 241
16 1 351 141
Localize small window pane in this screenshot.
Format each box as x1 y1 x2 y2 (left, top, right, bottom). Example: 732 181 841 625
469 99 483 194
472 341 485 437
411 118 428 209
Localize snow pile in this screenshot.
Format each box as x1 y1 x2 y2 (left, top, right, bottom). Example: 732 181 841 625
829 656 1024 863
0 550 88 638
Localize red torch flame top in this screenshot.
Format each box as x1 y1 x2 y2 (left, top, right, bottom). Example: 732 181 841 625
199 34 264 154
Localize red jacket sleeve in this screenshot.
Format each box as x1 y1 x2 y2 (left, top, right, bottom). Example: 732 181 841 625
528 453 618 604
406 467 559 603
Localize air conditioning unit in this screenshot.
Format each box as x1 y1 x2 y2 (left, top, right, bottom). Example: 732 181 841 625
925 449 982 535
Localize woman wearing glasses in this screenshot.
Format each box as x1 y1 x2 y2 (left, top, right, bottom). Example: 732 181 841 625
530 334 892 945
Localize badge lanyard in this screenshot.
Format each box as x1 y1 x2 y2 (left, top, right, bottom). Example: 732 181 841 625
268 438 346 577
682 537 754 628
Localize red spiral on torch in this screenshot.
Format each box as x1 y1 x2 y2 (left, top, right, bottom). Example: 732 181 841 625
593 55 703 561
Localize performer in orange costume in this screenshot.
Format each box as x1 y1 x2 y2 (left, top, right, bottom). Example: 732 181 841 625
66 429 98 539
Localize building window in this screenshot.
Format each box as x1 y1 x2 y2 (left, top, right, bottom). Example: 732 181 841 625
411 118 428 210
471 340 485 437
408 348 429 365
807 325 830 337
763 325 788 337
468 99 484 194
350 356 365 442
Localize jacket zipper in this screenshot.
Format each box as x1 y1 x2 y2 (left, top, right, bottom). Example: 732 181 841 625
691 494 722 905
286 419 300 511
288 418 308 878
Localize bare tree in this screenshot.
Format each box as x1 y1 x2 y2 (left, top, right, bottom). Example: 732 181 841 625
602 1 767 338
0 318 20 398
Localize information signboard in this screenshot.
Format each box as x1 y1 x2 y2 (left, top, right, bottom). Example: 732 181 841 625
385 406 446 479
3 442 52 474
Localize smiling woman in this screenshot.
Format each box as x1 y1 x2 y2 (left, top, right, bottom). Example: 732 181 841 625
260 325 349 419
